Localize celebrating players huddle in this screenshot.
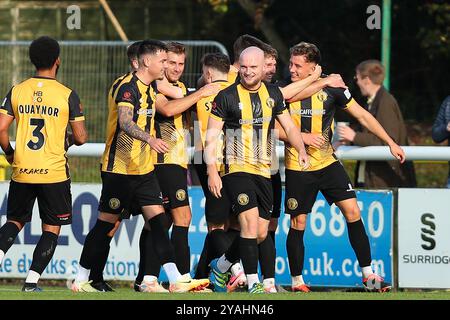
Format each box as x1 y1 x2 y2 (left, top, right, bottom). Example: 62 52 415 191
0 35 405 294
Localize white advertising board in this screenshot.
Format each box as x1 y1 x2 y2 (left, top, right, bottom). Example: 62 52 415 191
398 188 450 288
0 183 145 281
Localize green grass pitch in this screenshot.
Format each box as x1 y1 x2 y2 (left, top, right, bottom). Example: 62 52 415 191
0 285 449 300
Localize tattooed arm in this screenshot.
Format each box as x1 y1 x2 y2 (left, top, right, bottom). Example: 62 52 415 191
117 106 169 153
118 106 150 142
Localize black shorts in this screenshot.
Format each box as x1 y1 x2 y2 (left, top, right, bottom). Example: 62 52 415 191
7 179 72 226
222 172 273 220
193 151 231 225
285 161 356 217
271 171 282 219
154 164 190 210
98 171 163 216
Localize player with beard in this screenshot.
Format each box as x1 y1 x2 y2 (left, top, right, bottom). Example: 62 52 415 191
206 47 309 293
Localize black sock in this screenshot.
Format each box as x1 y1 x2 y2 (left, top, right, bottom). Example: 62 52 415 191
194 233 210 279
209 229 230 259
239 237 258 274
136 228 148 284
259 236 275 279
225 228 240 244
347 219 372 267
79 219 115 269
29 231 58 275
0 222 20 253
269 231 276 244
286 228 305 276
136 227 161 284
89 236 112 283
171 225 190 275
144 229 161 278
148 214 176 265
224 234 241 264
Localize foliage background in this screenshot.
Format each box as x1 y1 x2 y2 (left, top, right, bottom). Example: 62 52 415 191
0 0 448 186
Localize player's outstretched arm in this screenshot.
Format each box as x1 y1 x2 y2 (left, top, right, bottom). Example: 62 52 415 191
155 83 221 117
156 77 184 99
345 100 406 163
287 74 347 103
276 112 310 169
117 105 168 153
280 65 322 100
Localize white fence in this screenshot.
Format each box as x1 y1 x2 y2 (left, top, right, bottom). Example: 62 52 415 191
3 143 450 161
335 146 450 161
65 144 450 161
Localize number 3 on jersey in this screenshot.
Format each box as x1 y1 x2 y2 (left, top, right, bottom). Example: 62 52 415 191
27 118 45 150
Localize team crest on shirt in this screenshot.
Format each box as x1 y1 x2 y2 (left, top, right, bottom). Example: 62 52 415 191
176 189 187 201
287 198 298 210
122 91 132 102
317 90 328 102
237 193 249 206
266 97 275 109
109 198 121 210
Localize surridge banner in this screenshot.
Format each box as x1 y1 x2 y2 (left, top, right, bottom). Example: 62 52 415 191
398 188 450 289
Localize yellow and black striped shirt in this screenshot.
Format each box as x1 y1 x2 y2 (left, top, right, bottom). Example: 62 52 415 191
109 72 130 99
285 85 354 171
152 81 190 168
210 82 287 178
228 69 239 84
196 80 231 170
0 76 85 183
101 72 157 175
196 80 232 149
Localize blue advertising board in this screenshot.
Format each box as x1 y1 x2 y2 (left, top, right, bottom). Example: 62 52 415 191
0 184 392 287
187 187 393 288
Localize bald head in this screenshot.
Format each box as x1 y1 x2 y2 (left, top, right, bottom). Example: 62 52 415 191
239 46 266 90
239 46 265 65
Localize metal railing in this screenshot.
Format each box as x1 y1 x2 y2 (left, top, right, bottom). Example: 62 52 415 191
334 145 450 161
4 143 449 161
0 144 448 184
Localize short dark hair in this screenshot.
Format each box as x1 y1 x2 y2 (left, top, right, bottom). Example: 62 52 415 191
233 34 267 62
166 41 186 55
264 45 278 60
29 36 60 70
201 53 230 74
137 39 167 60
356 59 385 85
127 41 142 63
290 42 321 64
